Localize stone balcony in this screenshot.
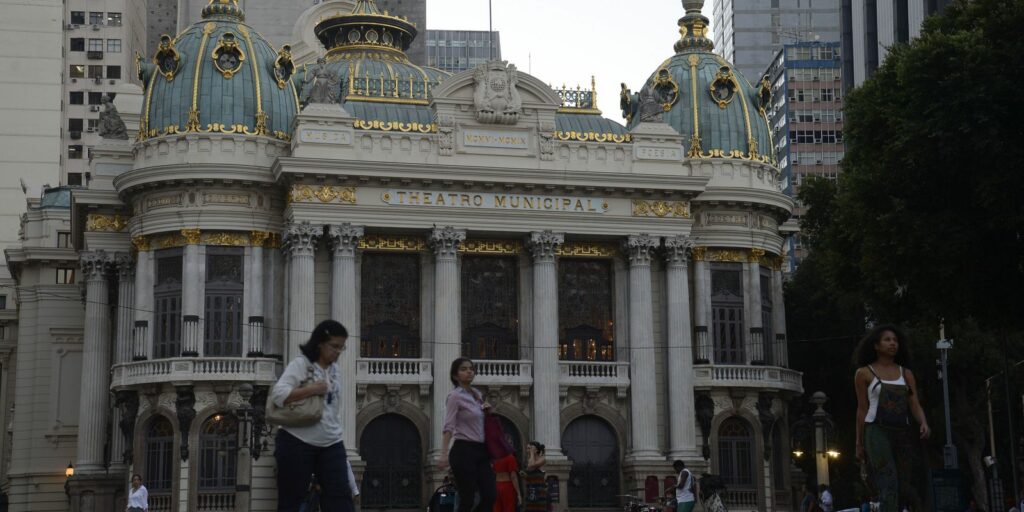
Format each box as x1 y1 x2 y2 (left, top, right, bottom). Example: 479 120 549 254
692 364 803 394
558 361 631 398
110 357 281 390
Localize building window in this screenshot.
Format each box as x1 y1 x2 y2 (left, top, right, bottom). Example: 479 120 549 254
711 263 744 364
107 66 122 80
558 258 615 361
70 11 86 25
0 295 7 309
67 173 83 186
198 414 238 491
360 253 421 358
88 38 103 52
70 65 86 78
89 12 104 25
70 91 84 104
68 145 83 159
88 65 103 79
88 92 103 105
461 255 519 360
107 39 121 53
718 417 755 487
56 268 76 284
760 268 774 365
70 38 85 51
57 232 72 248
69 118 83 132
106 12 122 26
145 416 175 494
204 248 243 357
154 249 183 359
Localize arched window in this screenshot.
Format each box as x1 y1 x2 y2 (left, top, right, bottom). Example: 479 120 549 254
360 414 422 509
563 415 619 508
153 249 183 358
711 263 745 364
144 416 174 493
718 417 754 487
198 414 238 491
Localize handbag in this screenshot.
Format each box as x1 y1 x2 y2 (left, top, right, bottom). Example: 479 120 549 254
484 413 513 460
266 360 324 428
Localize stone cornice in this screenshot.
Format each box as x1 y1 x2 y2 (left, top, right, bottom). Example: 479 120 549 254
113 164 278 195
4 247 79 264
690 187 794 218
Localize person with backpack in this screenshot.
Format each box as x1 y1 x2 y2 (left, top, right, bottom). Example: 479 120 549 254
672 460 700 512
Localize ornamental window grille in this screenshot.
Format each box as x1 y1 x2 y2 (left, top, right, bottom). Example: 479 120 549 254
204 248 243 357
154 249 183 358
761 268 774 365
462 255 519 360
718 417 755 487
558 258 614 361
711 263 745 364
145 416 175 492
360 253 421 358
198 414 238 490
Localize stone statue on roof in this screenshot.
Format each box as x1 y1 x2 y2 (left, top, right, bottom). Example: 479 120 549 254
301 57 340 106
98 95 128 139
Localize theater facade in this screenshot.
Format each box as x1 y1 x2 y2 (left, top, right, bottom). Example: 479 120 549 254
2 0 803 511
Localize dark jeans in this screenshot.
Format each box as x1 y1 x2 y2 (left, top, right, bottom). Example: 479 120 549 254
275 429 354 512
449 440 496 512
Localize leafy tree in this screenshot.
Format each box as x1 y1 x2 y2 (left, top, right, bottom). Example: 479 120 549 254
789 0 1024 506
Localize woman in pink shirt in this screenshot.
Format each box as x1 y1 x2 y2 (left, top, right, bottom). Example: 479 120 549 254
438 357 496 512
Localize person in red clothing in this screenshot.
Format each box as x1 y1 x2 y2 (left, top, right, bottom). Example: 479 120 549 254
493 451 521 512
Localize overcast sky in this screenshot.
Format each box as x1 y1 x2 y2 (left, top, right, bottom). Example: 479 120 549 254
427 0 716 125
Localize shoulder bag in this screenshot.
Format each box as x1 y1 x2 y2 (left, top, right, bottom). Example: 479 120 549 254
266 360 324 427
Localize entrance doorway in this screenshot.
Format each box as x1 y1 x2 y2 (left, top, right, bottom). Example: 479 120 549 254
563 415 620 508
360 414 422 510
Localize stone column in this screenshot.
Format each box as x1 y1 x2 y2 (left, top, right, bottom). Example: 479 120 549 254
284 222 322 362
76 250 114 472
665 236 699 460
114 254 135 364
181 229 202 356
133 237 153 360
771 264 788 367
428 226 465 459
746 250 765 364
247 232 267 356
527 231 564 457
623 234 660 461
692 248 711 363
329 223 363 458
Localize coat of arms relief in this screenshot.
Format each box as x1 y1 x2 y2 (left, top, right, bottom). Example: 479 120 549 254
473 61 522 125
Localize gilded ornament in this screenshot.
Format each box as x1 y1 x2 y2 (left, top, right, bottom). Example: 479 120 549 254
153 35 181 81
202 232 248 246
211 32 245 79
553 131 631 143
353 119 436 133
180 229 201 245
273 44 296 89
631 200 690 219
151 232 187 249
460 240 523 255
749 248 766 263
709 66 738 109
706 248 747 263
132 235 151 252
358 235 426 252
250 231 270 247
691 246 707 261
86 214 129 232
557 242 617 258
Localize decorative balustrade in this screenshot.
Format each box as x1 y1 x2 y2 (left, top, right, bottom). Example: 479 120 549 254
196 492 236 512
110 357 280 389
557 361 630 398
722 489 759 510
355 358 433 396
473 360 533 395
149 493 172 512
692 364 802 394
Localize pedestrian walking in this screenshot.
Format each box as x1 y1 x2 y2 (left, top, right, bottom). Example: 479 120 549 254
671 460 699 512
127 474 148 512
492 449 521 512
819 485 834 512
854 324 930 512
270 320 355 512
522 442 548 512
438 357 497 512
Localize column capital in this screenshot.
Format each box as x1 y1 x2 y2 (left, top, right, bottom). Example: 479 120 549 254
114 252 135 281
79 250 114 281
664 235 695 266
527 231 564 262
328 223 364 258
622 233 658 266
428 226 465 259
283 221 323 257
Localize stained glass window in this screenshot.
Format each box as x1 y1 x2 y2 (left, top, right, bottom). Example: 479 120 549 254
360 253 420 358
711 263 744 364
204 248 243 357
154 249 183 358
461 255 519 360
558 259 614 361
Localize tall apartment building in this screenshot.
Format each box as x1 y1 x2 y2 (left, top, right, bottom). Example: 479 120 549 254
426 30 501 73
765 41 845 271
840 0 951 89
61 0 146 186
711 0 841 82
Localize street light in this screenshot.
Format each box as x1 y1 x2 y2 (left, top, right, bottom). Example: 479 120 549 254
65 461 74 478
235 383 274 460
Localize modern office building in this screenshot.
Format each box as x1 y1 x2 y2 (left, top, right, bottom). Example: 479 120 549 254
426 30 501 73
3 0 804 510
840 0 952 89
711 0 841 82
765 41 844 271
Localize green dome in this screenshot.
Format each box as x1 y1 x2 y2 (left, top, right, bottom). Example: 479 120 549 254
136 0 299 141
305 0 448 130
621 2 775 165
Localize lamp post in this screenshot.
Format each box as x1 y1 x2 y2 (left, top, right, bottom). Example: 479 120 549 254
235 383 273 460
936 320 957 469
791 391 837 486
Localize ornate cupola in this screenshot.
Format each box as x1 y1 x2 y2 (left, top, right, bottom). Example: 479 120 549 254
313 0 418 60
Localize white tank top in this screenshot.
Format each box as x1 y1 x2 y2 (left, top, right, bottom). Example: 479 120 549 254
864 365 905 423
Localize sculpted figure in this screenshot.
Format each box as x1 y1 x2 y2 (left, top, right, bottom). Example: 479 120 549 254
473 61 522 124
98 95 128 139
302 57 340 106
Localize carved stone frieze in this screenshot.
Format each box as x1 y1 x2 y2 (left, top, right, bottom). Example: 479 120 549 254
632 200 690 218
438 114 455 156
85 213 129 232
289 185 357 204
